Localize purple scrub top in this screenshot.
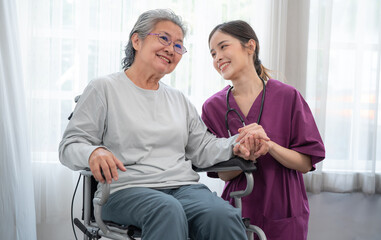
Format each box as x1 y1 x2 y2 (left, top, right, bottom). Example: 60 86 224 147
201 79 325 240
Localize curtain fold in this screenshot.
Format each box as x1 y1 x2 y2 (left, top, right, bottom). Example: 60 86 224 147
0 0 37 239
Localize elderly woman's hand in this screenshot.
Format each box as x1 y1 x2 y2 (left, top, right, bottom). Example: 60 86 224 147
88 147 126 184
233 134 255 160
234 123 270 161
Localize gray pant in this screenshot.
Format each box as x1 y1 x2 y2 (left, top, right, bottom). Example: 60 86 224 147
102 184 247 240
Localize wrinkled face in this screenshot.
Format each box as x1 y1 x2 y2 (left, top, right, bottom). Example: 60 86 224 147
133 20 184 76
209 31 253 80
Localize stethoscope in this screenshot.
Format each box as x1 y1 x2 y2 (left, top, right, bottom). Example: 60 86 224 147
225 77 266 137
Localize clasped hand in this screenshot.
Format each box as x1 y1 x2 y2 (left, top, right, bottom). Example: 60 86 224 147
233 123 270 161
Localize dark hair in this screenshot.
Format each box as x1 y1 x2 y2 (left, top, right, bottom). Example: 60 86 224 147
208 20 271 80
121 9 187 70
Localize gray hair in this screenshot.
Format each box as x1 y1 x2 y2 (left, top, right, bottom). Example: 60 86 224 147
121 9 187 70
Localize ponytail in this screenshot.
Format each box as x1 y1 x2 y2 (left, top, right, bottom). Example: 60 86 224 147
254 58 271 81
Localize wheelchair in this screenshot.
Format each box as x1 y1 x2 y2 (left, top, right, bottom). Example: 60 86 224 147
72 157 267 240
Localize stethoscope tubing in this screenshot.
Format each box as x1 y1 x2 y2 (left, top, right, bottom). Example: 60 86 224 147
225 77 266 137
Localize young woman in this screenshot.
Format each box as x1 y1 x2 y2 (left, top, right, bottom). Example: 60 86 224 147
202 20 325 240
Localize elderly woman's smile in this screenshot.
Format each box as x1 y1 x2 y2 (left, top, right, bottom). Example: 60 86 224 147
137 20 183 77
157 54 171 63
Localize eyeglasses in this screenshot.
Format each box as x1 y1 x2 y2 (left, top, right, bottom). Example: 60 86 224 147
148 32 187 55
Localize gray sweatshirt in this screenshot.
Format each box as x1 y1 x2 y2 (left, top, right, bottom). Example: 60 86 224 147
59 71 237 196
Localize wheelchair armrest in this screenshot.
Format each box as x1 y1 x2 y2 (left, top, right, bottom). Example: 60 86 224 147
80 168 93 177
194 156 256 173
80 169 110 205
80 170 114 237
194 157 256 206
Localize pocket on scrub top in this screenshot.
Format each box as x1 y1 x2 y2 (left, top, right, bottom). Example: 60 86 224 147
262 212 308 240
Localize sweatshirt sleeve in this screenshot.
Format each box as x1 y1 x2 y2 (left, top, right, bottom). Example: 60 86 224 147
184 99 237 168
201 101 224 178
201 102 219 136
58 82 108 170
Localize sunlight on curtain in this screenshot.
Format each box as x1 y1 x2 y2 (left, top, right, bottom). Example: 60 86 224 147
0 0 36 239
305 0 381 194
17 0 287 236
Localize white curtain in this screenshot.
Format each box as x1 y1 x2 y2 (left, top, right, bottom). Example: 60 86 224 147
15 0 289 239
304 0 381 194
0 0 37 239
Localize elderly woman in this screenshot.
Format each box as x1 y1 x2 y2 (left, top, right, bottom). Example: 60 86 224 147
59 9 264 240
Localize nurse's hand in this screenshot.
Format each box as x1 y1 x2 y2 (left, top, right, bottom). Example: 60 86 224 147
251 139 270 159
236 123 269 143
88 147 126 184
236 123 270 160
